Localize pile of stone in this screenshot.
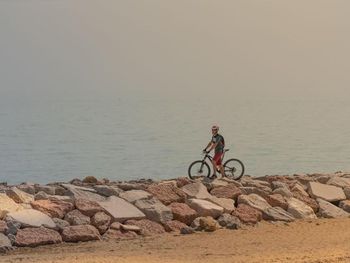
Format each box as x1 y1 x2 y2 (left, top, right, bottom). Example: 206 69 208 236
1 172 350 252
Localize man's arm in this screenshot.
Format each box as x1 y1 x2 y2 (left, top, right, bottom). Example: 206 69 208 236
207 142 217 153
203 141 213 152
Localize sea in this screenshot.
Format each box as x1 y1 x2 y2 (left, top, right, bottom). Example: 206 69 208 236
1 94 350 184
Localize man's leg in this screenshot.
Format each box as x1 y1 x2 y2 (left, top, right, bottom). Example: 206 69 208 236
219 165 226 177
211 159 217 177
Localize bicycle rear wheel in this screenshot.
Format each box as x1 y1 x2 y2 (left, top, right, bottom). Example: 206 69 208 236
223 158 245 180
188 160 211 180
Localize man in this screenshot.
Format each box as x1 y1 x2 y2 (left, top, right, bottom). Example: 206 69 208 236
203 125 226 178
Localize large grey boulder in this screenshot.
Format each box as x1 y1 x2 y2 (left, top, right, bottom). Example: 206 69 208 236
93 185 123 197
119 190 153 204
134 198 173 224
0 193 23 219
61 184 105 202
262 207 295 222
317 198 350 218
98 196 145 223
181 182 212 199
6 209 56 228
308 182 346 202
237 194 271 212
187 199 223 219
327 177 350 189
287 198 317 219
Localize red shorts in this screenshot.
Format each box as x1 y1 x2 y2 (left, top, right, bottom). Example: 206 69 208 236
213 152 223 166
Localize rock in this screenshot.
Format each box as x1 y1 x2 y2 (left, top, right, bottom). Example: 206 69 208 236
119 190 153 204
327 176 350 188
15 227 62 247
6 209 56 228
5 221 20 235
30 200 73 219
210 185 242 200
35 192 74 204
217 214 241 229
181 182 213 199
0 221 8 234
98 196 145 223
187 199 223 219
110 222 122 230
75 198 103 217
93 185 123 197
134 198 173 224
0 233 12 252
287 198 317 219
199 216 220 232
91 212 111 234
271 181 289 190
49 185 67 196
264 194 288 210
120 224 142 233
339 200 350 213
176 177 192 188
102 229 138 240
241 179 272 191
206 197 235 214
61 184 105 202
124 219 165 236
273 187 293 198
147 183 187 205
317 199 350 218
237 194 271 212
344 187 350 199
292 192 319 213
64 210 90 225
163 220 188 232
17 184 35 195
117 182 147 191
291 183 309 197
308 182 346 202
232 204 262 224
6 187 34 204
62 225 101 242
180 226 195 235
82 176 99 184
239 187 270 199
52 218 70 232
34 185 56 195
190 217 201 230
0 193 23 219
201 178 226 191
168 202 198 225
262 207 295 222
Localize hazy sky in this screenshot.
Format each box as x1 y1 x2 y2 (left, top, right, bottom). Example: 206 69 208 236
1 0 350 100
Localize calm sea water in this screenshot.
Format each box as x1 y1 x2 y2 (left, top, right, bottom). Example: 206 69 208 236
1 95 350 184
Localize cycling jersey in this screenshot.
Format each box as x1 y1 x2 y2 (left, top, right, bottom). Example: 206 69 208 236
211 134 225 154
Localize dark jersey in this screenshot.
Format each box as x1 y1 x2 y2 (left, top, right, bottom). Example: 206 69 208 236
211 134 225 154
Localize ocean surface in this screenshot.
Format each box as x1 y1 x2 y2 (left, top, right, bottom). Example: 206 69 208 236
1 95 350 184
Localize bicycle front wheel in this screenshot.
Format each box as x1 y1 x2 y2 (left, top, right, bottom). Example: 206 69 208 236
188 160 211 180
224 159 245 180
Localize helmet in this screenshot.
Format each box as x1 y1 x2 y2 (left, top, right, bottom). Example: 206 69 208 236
211 125 219 131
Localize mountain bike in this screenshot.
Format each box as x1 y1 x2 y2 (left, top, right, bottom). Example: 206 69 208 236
188 149 245 180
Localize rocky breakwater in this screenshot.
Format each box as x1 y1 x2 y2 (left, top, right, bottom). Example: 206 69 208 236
1 172 350 252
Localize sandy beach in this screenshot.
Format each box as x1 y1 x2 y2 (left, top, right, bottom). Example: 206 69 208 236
2 218 350 263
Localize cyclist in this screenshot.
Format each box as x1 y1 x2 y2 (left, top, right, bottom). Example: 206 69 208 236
203 125 226 178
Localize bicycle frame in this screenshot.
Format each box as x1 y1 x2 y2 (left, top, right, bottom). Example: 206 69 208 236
201 151 227 173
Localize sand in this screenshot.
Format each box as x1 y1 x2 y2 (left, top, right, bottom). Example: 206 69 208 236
2 218 350 263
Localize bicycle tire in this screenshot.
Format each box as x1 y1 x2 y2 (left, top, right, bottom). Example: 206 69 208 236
223 158 245 180
188 160 211 179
